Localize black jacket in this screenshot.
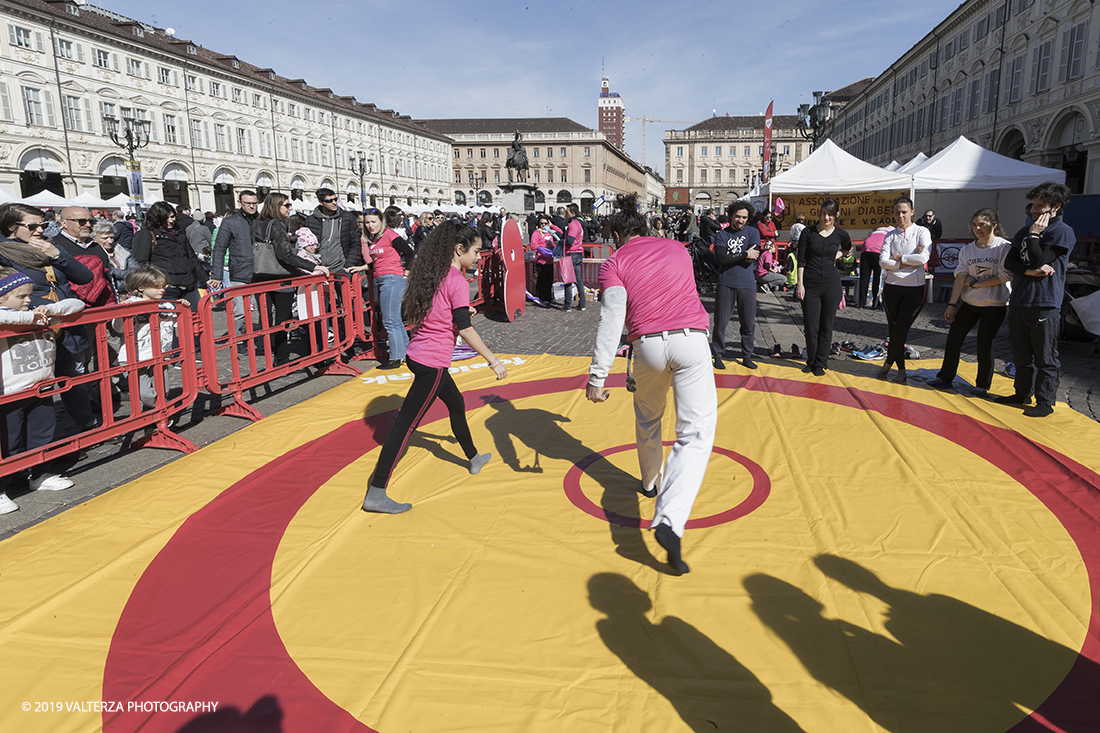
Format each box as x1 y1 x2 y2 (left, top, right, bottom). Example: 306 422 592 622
303 207 363 272
250 219 317 279
131 227 207 292
698 216 720 245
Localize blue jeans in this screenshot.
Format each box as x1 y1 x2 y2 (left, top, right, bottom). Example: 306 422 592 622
564 252 585 309
375 274 408 361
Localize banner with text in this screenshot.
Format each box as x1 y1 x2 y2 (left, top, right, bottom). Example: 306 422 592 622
773 191 907 231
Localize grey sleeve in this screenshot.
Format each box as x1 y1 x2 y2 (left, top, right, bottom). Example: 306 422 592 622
588 285 627 389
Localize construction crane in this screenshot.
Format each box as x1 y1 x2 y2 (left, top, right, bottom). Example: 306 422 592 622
623 115 692 168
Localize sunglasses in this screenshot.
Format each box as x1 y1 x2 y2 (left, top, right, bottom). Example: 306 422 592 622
281 202 293 209
363 208 381 214
18 222 46 231
65 218 92 225
321 197 338 203
240 200 259 206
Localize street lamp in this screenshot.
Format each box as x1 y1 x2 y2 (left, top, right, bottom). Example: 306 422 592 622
469 172 487 206
797 91 837 151
356 155 374 208
104 111 151 217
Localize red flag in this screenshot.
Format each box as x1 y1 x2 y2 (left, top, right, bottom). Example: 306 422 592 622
762 101 774 184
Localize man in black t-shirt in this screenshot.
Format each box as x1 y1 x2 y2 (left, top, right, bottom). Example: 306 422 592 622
711 201 760 371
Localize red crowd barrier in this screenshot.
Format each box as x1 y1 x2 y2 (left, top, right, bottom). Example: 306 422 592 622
0 299 201 482
198 273 359 421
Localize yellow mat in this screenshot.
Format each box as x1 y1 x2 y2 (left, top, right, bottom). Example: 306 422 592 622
1 354 1098 733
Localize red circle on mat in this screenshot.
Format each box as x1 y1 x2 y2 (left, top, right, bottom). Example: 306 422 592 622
562 440 770 529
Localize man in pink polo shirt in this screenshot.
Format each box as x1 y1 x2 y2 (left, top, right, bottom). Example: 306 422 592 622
586 194 718 575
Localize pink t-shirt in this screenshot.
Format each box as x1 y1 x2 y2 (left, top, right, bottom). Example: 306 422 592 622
566 219 585 254
598 236 709 342
369 229 404 277
405 267 470 368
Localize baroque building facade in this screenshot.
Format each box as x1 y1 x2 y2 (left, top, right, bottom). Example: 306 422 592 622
829 0 1100 194
0 0 452 212
662 115 810 211
423 117 650 214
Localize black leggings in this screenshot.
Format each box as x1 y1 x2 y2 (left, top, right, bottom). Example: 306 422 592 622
801 281 842 369
882 283 927 369
370 357 478 488
936 303 1006 390
858 252 881 307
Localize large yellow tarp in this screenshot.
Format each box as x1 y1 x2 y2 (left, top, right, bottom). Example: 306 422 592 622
0 355 1097 732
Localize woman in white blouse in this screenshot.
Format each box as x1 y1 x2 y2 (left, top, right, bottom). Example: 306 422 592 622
877 197 931 383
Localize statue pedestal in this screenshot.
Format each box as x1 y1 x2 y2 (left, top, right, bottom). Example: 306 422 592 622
500 182 542 213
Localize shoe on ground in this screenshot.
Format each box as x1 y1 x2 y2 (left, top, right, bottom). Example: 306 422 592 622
904 345 920 360
30 473 74 492
812 366 826 377
1023 404 1054 418
993 393 1029 405
578 304 586 311
790 343 800 359
0 493 17 514
829 342 842 356
378 359 403 370
741 357 758 370
926 377 955 391
712 355 726 370
770 343 783 358
801 365 813 373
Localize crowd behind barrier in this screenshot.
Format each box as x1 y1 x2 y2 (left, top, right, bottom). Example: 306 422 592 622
0 242 522 486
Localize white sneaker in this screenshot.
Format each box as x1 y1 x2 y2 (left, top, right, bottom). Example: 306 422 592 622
0 493 17 514
29 474 74 492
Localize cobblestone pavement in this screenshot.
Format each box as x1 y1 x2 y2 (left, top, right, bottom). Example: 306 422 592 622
476 287 1099 423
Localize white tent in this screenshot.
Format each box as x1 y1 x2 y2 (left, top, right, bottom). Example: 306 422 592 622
897 152 929 173
884 160 901 171
69 191 112 209
104 193 133 209
762 140 913 195
0 188 17 204
911 135 1066 189
909 136 1068 237
21 190 73 208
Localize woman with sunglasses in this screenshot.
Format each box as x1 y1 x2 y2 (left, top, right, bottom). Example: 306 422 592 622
0 203 99 431
250 193 330 366
131 201 208 311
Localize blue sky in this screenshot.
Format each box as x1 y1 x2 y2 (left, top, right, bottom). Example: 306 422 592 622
104 0 963 171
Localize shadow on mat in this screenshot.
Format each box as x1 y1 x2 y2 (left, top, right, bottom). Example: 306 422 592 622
175 694 282 732
589 573 806 732
483 398 665 572
744 554 1100 732
361 395 469 473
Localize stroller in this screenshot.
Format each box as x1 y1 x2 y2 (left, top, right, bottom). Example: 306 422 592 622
688 238 719 295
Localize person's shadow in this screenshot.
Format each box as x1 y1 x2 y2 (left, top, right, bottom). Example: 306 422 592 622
744 555 1100 732
483 397 665 572
588 573 806 732
174 694 282 732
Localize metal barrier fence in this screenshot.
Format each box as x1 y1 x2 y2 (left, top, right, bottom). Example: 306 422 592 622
0 299 202 482
0 245 521 482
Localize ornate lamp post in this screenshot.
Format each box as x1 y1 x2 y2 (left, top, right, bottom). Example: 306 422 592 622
469 172 487 207
356 155 374 209
797 91 838 151
104 111 151 218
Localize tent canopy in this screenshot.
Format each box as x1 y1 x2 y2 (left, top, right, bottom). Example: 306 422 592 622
763 140 913 195
897 152 929 173
911 136 1066 190
884 160 901 171
20 190 73 208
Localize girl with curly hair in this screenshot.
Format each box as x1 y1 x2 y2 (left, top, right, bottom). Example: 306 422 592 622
362 221 507 514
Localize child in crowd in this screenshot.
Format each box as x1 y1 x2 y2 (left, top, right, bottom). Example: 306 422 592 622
0 268 85 513
362 221 507 515
290 222 326 343
113 265 178 410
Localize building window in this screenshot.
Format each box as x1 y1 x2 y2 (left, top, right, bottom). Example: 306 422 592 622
1006 55 1025 103
701 147 707 156
1060 22 1088 82
983 67 1001 113
584 169 591 183
783 145 790 155
493 148 500 158
21 86 51 126
1030 38 1053 94
186 74 199 92
699 169 707 183
560 169 566 183
744 147 750 156
252 93 262 107
676 169 683 183
951 87 964 125
93 49 110 68
758 146 764 155
158 67 172 84
967 78 982 119
547 147 553 157
62 95 86 131
676 146 683 157
729 169 736 180
534 171 540 183
187 45 197 55
287 103 297 117
494 171 500 184
480 148 486 158
126 58 142 76
132 26 143 38
189 118 204 148
560 147 566 157
56 39 73 59
164 114 178 144
306 141 316 164
213 124 227 151
236 127 247 154
467 148 473 158
533 148 539 157
231 87 242 103
454 149 459 159
291 138 301 162
584 147 590 157
455 171 461 184
10 26 35 49
209 81 221 98
715 146 721 156
714 169 721 183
